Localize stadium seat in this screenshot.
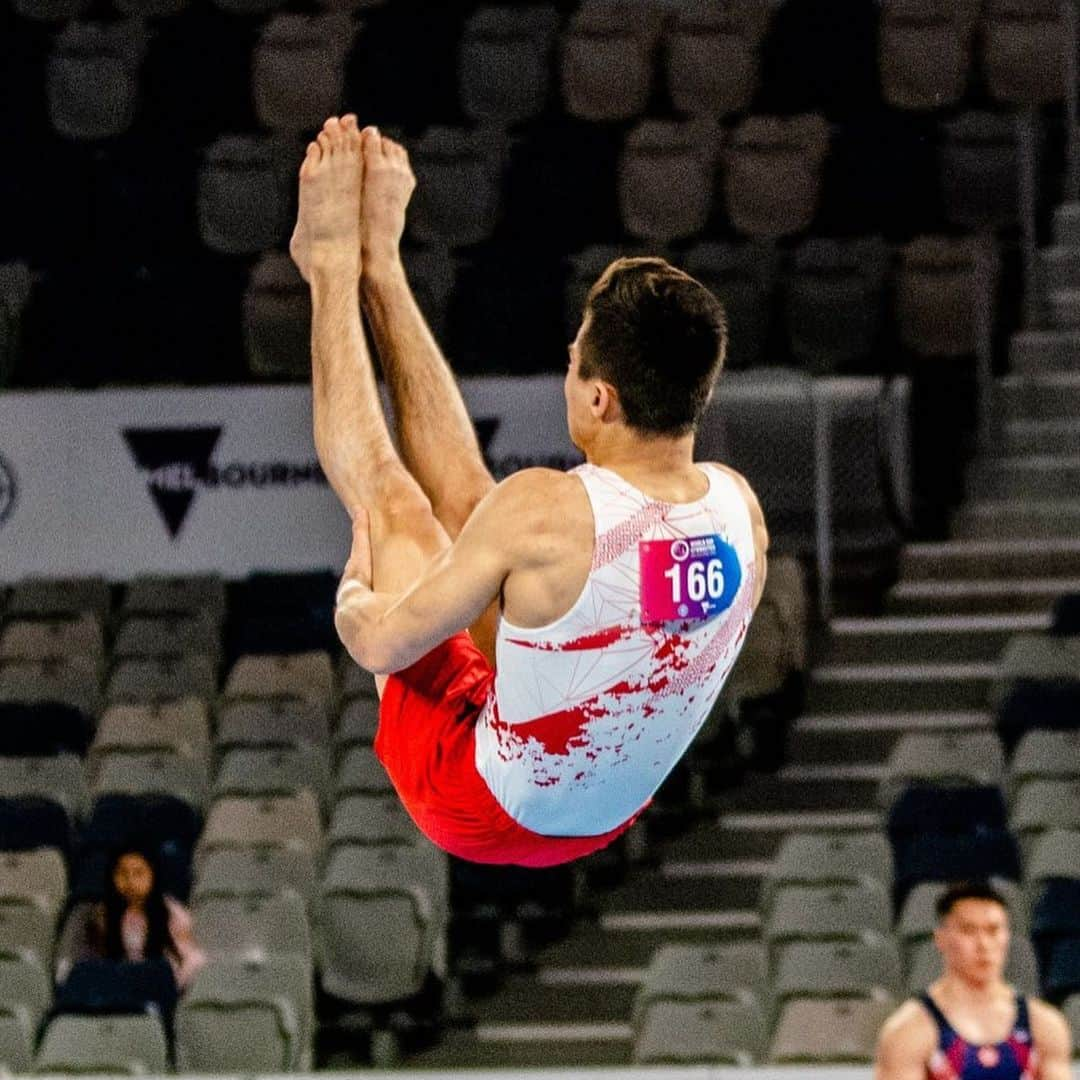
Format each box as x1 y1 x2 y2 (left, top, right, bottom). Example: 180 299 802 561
334 745 393 798
1051 594 1080 636
892 826 1021 907
6 577 110 622
175 956 314 1071
764 882 892 955
243 252 311 381
197 793 322 867
1032 879 1080 965
773 938 903 1002
106 655 216 705
880 733 1005 809
558 0 665 122
228 572 337 660
122 574 225 622
223 652 334 713
662 0 771 118
1010 731 1080 792
0 262 33 387
193 892 311 963
91 751 208 811
762 831 893 909
981 0 1066 106
113 611 220 661
0 797 73 859
216 698 331 752
1011 780 1080 850
334 695 380 756
113 0 186 18
397 246 458 340
0 906 56 975
252 14 354 132
905 936 1038 995
723 114 830 239
768 997 896 1064
895 235 989 357
0 614 104 667
996 680 1080 751
328 794 419 848
0 952 51 1042
46 20 147 142
617 120 720 243
939 110 1018 230
214 746 331 813
53 957 178 1021
878 0 975 110
458 5 560 126
34 1013 168 1075
191 847 318 905
0 701 94 758
0 754 85 820
633 998 766 1065
318 842 448 1003
633 943 767 1025
783 237 889 373
682 242 778 371
0 658 101 721
90 700 211 772
1025 830 1080 901
198 136 289 256
0 849 67 922
994 634 1080 708
0 1002 36 1074
1045 937 1080 1003
407 127 507 248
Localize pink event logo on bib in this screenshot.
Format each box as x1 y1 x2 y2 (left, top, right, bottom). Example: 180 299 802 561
639 534 742 624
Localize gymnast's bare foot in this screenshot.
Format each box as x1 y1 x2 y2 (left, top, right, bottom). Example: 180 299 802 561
290 114 362 283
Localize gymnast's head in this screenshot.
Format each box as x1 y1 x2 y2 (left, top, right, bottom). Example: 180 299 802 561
565 256 728 451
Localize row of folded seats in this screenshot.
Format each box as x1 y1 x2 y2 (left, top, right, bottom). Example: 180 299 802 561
0 562 811 1071
631 755 1080 1064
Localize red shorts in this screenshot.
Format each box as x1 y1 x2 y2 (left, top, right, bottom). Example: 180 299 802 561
374 632 639 868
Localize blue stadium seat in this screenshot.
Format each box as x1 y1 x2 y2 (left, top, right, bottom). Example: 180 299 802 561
0 797 73 859
1044 937 1080 1003
1031 879 1080 970
0 702 93 757
996 680 1080 752
53 958 178 1023
1051 594 1080 636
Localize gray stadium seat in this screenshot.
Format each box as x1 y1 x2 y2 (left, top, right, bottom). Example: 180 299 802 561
0 952 50 1067
193 892 311 963
318 843 448 1003
0 614 104 666
662 0 771 118
784 237 889 373
176 956 313 1071
243 252 310 381
6 577 110 622
683 241 778 371
633 998 765 1065
407 127 506 248
993 634 1080 711
1063 996 1080 1054
252 14 354 131
762 831 893 910
0 262 32 387
34 1014 168 1075
0 850 67 922
559 0 665 122
1025 829 1080 901
198 136 288 256
0 906 56 975
334 695 380 756
214 746 331 813
633 942 767 1027
216 698 331 751
769 997 896 1064
10 0 90 24
328 794 419 847
0 657 100 717
46 20 147 141
940 111 1018 230
764 882 892 955
122 574 225 622
0 754 86 819
224 652 334 713
0 1009 35 1075
879 732 1005 809
192 847 318 905
906 936 1039 995
197 793 323 868
106 654 216 705
773 938 903 1002
1010 731 1080 791
879 0 976 110
91 751 208 811
339 655 378 701
458 5 560 126
90 699 211 771
724 114 830 239
1011 780 1080 849
618 120 720 243
981 0 1066 106
113 0 186 18
334 745 393 798
113 611 220 661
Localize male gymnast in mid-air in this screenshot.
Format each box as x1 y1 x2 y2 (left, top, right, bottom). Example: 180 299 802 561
291 114 768 867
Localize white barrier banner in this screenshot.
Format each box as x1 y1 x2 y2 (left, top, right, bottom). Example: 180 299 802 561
0 378 582 582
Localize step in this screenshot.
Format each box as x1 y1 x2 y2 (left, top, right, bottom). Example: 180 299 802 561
1001 420 1080 454
952 499 1080 541
899 540 1080 581
999 373 1080 420
467 974 638 1025
601 873 761 915
719 771 879 813
825 614 1051 664
408 1025 633 1069
969 456 1080 499
806 662 995 712
1010 331 1080 375
887 577 1080 615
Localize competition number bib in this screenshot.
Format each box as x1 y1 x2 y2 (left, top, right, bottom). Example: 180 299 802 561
639 534 742 623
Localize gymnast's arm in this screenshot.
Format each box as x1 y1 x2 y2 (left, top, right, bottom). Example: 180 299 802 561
1029 999 1073 1080
873 1001 937 1080
334 469 562 675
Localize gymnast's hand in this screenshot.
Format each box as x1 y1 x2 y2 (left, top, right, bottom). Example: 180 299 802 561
359 126 416 273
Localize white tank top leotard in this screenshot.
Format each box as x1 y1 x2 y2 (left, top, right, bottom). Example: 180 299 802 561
473 462 759 837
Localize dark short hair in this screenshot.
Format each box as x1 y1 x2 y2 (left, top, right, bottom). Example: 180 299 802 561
578 256 728 437
936 881 1009 921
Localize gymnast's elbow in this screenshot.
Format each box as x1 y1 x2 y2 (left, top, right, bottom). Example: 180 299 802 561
334 605 395 676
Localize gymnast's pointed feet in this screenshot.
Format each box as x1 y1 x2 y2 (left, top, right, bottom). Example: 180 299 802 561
290 114 362 283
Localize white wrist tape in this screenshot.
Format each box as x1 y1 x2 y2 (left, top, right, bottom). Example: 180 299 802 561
335 578 369 608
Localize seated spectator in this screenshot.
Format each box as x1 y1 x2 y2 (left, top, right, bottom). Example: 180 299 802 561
59 847 205 991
